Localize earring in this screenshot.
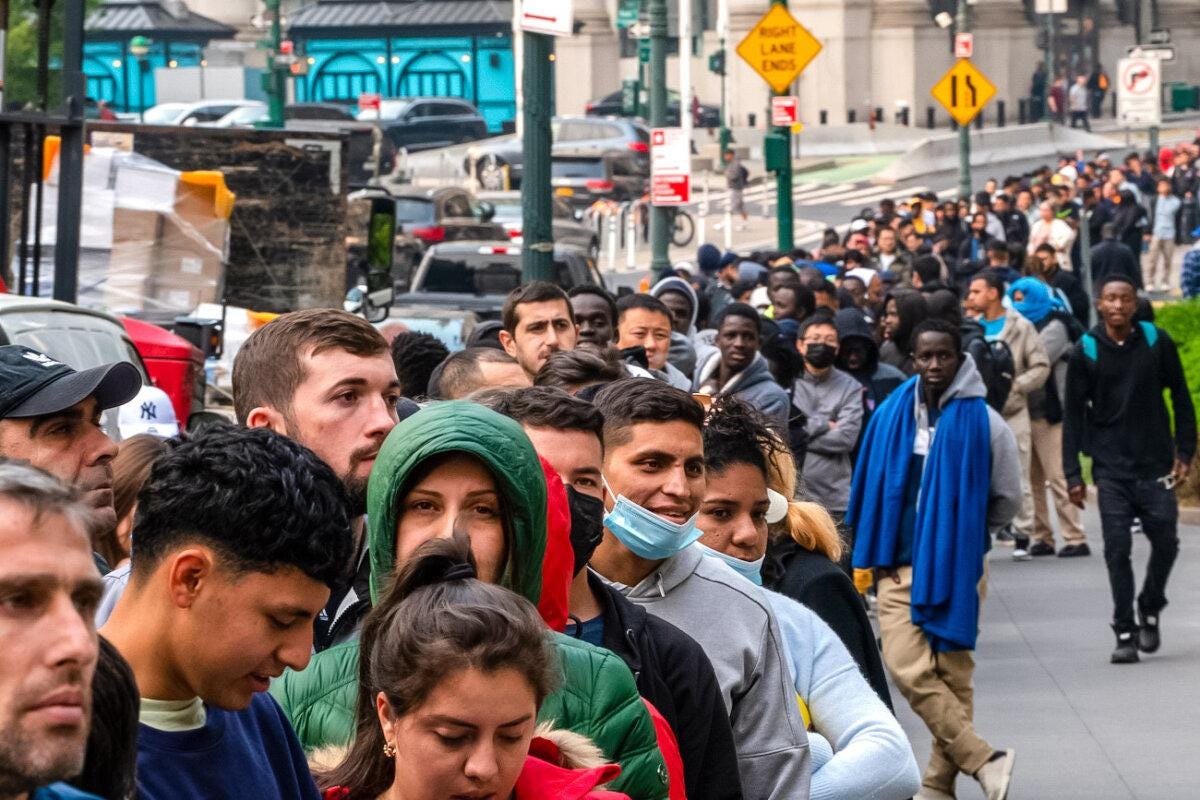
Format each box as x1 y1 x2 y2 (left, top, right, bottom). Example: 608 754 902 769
383 741 396 758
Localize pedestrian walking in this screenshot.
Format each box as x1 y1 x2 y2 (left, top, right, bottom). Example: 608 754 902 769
723 150 749 230
1063 275 1196 664
1145 178 1183 293
1069 75 1091 131
849 318 1022 800
1091 222 1144 290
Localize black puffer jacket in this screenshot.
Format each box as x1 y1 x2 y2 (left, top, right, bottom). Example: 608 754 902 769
585 572 744 800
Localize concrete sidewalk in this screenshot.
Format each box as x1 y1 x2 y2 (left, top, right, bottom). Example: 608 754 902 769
892 506 1200 799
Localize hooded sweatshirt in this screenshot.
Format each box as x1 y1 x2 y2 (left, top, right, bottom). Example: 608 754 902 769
604 547 812 800
650 276 718 378
834 308 906 413
271 403 668 800
877 291 928 376
692 350 791 434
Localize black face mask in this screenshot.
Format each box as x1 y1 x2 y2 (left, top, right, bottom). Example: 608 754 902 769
804 343 837 369
565 485 605 576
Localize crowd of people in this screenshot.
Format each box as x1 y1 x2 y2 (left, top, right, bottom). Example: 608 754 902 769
2 144 1198 800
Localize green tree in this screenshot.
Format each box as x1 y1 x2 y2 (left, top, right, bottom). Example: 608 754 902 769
4 0 103 108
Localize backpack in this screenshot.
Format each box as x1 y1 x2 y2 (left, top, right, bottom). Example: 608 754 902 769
1081 320 1157 363
961 321 1015 412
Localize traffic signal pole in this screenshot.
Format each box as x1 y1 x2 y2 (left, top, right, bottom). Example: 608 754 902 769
521 30 555 282
648 0 670 278
265 0 285 127
956 0 971 200
717 0 731 156
770 1 793 250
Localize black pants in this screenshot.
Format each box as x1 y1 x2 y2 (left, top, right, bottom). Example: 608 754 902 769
1070 110 1091 131
1096 478 1179 631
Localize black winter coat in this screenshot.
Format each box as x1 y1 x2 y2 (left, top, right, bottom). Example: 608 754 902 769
586 572 744 800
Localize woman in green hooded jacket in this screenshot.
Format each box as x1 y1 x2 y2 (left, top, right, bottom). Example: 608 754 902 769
270 401 668 800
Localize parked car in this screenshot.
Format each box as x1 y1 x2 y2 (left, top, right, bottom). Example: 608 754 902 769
396 241 606 319
463 116 649 191
551 149 648 210
585 89 721 128
121 317 204 430
0 294 151 439
209 101 395 186
356 97 489 152
142 99 255 126
476 190 599 259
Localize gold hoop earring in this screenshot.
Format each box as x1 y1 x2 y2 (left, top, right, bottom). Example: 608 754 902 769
383 741 396 758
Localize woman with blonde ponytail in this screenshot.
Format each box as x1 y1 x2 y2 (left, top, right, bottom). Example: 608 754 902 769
764 430 894 709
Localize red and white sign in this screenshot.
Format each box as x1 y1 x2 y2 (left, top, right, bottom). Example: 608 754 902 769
771 96 799 127
650 127 690 206
358 93 381 112
519 0 575 37
954 33 974 59
1116 56 1161 126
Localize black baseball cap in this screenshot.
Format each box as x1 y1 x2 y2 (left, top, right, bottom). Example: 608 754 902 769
0 345 142 420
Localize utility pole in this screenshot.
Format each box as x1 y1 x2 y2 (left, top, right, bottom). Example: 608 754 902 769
770 0 793 250
956 0 971 200
648 0 670 277
680 0 692 147
717 0 730 155
521 29 554 281
264 0 285 127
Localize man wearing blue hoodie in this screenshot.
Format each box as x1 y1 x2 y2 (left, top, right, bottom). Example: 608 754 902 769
849 318 1022 800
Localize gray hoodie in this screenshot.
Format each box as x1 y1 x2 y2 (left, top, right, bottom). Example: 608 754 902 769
607 546 812 800
650 276 718 378
792 366 864 512
693 351 791 434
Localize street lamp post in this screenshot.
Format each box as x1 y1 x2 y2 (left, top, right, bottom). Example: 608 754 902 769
520 30 554 282
647 0 670 278
264 0 285 127
955 0 970 200
129 35 150 121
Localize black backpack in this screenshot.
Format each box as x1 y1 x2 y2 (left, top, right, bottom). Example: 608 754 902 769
961 320 1015 412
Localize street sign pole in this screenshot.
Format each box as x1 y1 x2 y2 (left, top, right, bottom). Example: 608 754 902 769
521 30 554 282
717 0 731 156
956 0 970 200
771 1 793 251
265 0 285 128
648 0 670 279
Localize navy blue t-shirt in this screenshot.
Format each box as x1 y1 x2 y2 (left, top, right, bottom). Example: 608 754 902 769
136 692 320 800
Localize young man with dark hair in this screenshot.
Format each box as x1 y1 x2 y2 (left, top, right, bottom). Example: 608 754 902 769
693 303 790 433
850 318 1022 800
589 378 812 800
0 345 141 546
650 276 716 379
500 280 578 378
568 285 619 350
102 426 353 800
474 386 743 800
534 348 624 394
911 254 949 294
966 272 1050 561
0 463 105 800
429 347 530 400
616 294 691 389
771 283 816 339
1063 275 1196 664
387 330 448 399
793 315 865 526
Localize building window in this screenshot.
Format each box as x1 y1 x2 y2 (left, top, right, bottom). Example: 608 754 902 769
396 52 466 98
312 53 382 101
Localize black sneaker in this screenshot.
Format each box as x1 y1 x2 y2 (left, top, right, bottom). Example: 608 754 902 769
1029 541 1056 557
1138 612 1161 653
995 528 1016 545
1057 543 1092 558
1111 628 1139 664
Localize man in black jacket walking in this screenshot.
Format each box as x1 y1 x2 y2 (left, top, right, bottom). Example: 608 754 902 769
1090 223 1143 291
1063 275 1196 665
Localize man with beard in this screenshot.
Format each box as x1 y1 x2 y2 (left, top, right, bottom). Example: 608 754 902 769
0 463 104 800
0 345 141 571
500 281 579 379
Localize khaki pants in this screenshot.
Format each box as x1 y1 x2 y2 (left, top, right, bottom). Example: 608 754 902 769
1145 237 1177 291
1029 417 1087 546
878 565 994 793
1004 406 1034 538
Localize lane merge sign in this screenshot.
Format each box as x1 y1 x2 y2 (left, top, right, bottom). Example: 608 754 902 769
931 58 996 127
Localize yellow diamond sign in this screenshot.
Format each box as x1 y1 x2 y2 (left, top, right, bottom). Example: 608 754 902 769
931 58 996 127
736 5 823 94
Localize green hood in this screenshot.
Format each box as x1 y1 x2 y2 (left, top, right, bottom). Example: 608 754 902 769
366 400 546 607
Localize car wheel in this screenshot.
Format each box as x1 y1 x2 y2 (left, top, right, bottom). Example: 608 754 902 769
476 157 508 191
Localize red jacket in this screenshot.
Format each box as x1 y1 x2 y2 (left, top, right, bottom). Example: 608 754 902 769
642 700 687 800
516 737 630 799
537 457 574 632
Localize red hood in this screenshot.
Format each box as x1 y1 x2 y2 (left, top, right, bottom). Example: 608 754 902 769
537 456 573 633
516 737 627 800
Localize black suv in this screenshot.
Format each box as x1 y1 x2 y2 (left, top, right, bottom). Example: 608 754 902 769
551 149 648 210
585 90 721 128
357 98 489 152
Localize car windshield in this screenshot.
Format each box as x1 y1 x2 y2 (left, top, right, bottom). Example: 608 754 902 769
552 160 606 179
143 103 188 125
484 200 522 220
394 198 436 225
357 100 409 121
214 105 267 127
415 254 522 295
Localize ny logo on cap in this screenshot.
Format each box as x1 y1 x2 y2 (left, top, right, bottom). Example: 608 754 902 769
22 351 62 368
140 401 158 421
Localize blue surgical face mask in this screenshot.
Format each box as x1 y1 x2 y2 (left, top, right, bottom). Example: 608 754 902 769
694 542 765 585
601 477 703 561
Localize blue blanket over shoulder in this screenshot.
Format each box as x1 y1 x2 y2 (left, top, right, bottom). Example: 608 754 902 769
847 375 991 651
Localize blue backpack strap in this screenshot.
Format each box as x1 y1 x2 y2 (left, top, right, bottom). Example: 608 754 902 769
1139 320 1158 348
1081 332 1098 362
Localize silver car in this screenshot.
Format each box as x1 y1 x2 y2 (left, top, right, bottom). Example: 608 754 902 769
475 191 599 260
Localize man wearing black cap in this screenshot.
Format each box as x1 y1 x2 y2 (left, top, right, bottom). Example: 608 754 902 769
0 345 141 535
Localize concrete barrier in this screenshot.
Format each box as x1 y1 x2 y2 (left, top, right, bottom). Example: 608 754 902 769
873 123 1120 184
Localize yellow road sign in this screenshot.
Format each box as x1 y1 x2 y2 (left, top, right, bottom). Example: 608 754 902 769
931 58 996 126
736 4 822 94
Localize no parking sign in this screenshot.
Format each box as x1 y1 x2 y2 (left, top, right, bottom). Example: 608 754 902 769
1117 55 1162 127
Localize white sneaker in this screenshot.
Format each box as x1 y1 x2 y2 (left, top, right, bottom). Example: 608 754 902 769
1012 546 1032 562
975 749 1015 800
